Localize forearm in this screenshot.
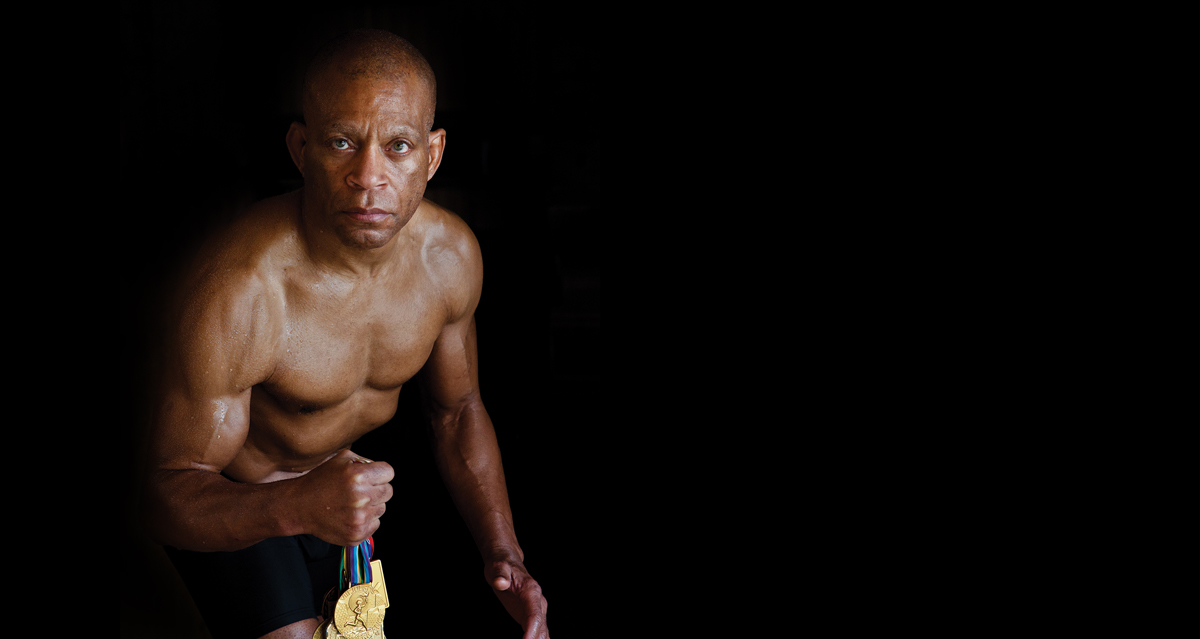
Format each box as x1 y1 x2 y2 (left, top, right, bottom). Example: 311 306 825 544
430 402 524 563
143 468 302 552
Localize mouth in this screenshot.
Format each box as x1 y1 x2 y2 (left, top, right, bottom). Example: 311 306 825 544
344 207 391 223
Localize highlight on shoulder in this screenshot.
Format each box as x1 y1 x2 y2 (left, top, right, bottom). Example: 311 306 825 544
414 198 481 274
412 197 483 319
185 191 300 271
166 192 299 321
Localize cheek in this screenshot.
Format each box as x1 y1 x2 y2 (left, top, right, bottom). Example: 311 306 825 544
392 155 423 176
304 157 338 183
389 159 430 189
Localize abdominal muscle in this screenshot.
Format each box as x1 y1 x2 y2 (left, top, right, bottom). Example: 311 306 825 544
222 384 404 484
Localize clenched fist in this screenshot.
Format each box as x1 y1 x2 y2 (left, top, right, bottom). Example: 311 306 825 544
294 449 394 546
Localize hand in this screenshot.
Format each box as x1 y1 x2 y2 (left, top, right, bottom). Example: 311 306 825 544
295 449 394 546
486 556 549 639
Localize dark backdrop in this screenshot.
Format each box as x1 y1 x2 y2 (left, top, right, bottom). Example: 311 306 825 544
120 3 617 637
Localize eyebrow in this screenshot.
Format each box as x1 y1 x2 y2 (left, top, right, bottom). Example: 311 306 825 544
326 122 419 138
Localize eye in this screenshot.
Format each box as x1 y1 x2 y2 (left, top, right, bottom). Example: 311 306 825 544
331 138 350 150
390 141 411 153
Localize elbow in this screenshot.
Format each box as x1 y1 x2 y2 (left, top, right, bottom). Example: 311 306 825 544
138 467 191 548
139 469 174 546
430 394 489 435
139 487 169 546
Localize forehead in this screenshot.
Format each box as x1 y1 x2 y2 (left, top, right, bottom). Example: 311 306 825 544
307 73 430 132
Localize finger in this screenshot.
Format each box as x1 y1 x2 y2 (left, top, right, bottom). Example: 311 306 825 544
359 479 392 501
522 600 549 639
355 461 395 485
348 517 382 546
519 579 547 617
349 479 390 507
356 488 388 519
487 561 513 591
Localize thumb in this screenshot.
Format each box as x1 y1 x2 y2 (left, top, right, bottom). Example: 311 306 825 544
486 560 513 591
337 448 374 464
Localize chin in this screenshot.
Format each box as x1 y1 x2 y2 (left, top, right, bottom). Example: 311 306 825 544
340 227 399 250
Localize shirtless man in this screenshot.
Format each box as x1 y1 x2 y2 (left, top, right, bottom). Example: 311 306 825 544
143 29 549 639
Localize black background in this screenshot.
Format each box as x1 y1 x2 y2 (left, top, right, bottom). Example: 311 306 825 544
120 3 630 637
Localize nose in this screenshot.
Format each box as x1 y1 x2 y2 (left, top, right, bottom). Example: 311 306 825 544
346 146 389 191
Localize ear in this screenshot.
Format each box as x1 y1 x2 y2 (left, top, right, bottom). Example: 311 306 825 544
285 121 308 177
426 128 446 181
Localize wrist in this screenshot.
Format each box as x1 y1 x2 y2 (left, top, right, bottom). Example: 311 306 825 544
266 477 307 538
482 543 525 566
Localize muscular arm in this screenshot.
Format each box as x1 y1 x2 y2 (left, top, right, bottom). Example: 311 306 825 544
421 314 521 562
418 215 548 638
145 387 320 553
423 314 549 637
142 265 388 552
142 267 286 551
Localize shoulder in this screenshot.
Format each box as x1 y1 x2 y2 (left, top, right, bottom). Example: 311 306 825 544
413 198 482 270
168 193 298 385
411 198 483 319
180 193 298 312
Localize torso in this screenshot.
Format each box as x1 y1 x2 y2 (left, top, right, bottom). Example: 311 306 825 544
207 191 470 483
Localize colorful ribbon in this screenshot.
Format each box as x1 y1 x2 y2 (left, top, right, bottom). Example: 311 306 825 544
340 536 375 590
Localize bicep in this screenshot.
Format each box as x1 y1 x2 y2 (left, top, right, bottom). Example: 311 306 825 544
420 313 482 413
152 383 252 474
419 209 487 415
148 282 276 473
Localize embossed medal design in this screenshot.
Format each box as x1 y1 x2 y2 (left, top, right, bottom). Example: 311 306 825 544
334 583 385 638
318 539 389 639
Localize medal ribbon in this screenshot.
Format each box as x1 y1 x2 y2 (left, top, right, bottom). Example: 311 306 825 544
340 536 375 590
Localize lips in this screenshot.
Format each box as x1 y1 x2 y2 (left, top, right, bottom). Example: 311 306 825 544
344 208 391 223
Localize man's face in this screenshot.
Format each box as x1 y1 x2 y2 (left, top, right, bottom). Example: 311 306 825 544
292 72 443 250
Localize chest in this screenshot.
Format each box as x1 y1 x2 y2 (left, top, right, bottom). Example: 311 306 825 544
262 274 446 411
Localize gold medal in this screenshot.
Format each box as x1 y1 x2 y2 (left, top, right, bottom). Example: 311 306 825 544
315 613 387 639
316 619 386 639
313 618 340 639
369 560 389 608
333 560 390 639
334 583 383 638
321 586 340 624
329 538 389 639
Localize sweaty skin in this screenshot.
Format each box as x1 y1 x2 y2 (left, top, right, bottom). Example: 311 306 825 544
144 59 548 639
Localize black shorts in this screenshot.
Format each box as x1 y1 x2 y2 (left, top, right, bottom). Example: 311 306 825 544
164 535 341 639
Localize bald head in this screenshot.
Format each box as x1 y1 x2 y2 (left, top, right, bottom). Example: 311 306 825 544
302 29 437 131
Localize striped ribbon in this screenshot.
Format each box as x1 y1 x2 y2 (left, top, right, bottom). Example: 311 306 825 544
340 536 375 590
